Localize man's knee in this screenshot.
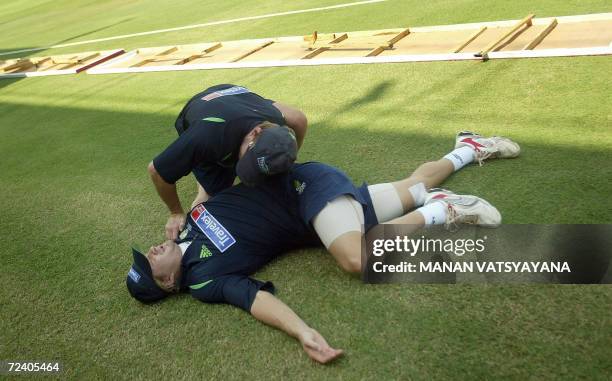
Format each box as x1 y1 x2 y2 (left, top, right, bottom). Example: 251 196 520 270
338 255 361 274
327 232 363 274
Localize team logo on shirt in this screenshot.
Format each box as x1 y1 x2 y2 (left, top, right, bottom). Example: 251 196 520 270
257 157 270 174
200 245 213 259
191 205 236 253
201 86 250 101
293 180 307 195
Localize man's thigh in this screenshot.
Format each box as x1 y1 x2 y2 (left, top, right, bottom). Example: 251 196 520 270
192 164 236 196
312 195 364 273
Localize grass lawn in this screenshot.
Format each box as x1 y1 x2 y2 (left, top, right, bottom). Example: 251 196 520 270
1 1 611 379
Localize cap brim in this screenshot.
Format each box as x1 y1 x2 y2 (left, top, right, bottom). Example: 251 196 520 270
236 149 267 187
126 248 168 303
131 248 154 277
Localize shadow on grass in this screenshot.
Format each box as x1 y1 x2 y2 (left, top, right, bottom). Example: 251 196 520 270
52 18 135 46
0 98 610 229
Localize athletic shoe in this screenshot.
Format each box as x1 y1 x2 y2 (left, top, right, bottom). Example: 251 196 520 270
425 188 501 231
455 131 520 165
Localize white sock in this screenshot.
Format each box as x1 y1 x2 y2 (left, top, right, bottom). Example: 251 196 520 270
416 202 447 226
443 146 475 171
408 182 427 207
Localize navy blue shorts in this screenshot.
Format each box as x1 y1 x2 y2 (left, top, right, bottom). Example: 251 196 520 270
290 162 379 232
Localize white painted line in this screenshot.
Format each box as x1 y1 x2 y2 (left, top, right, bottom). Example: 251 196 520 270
86 46 612 75
0 70 77 79
486 46 612 59
0 0 386 57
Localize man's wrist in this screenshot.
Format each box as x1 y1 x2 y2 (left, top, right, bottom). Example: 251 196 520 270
296 325 313 343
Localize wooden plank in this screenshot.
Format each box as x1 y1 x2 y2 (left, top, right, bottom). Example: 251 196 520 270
76 49 125 72
365 28 410 57
301 33 348 59
303 32 342 42
152 43 223 65
172 43 223 65
51 52 99 66
387 28 411 45
230 41 274 62
202 42 223 54
1 59 35 72
156 47 179 56
453 26 487 53
523 18 557 50
476 14 535 59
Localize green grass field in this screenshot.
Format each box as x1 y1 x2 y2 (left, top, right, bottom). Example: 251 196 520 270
1 1 611 379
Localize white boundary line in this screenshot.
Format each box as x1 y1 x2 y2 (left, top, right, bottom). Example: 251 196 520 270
0 0 386 57
87 47 612 75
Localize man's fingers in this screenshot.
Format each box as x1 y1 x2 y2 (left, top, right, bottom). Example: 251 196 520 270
165 223 178 240
166 228 177 240
312 348 344 364
303 339 321 352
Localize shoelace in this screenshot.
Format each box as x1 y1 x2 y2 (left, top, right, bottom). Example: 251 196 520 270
474 150 493 166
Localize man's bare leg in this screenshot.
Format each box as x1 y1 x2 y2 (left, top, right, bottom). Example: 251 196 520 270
326 212 426 274
317 131 520 274
388 158 455 212
317 159 455 274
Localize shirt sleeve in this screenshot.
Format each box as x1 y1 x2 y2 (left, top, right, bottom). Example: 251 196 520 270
190 275 275 312
153 121 224 184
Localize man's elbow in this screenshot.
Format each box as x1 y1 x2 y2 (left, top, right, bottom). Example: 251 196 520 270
294 111 308 135
147 161 158 176
148 161 164 183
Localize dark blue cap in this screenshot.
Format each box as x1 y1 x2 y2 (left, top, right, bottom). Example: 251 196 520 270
126 248 168 303
236 125 297 186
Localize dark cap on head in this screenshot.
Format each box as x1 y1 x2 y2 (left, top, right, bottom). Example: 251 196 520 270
236 125 297 186
126 248 168 303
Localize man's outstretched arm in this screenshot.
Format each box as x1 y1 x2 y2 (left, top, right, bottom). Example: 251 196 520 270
148 161 185 239
250 290 343 364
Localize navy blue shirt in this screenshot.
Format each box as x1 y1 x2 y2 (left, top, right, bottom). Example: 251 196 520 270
153 84 285 190
175 162 378 312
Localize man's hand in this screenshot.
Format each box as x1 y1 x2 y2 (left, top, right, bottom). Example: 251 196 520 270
299 328 344 364
250 291 343 365
165 213 186 240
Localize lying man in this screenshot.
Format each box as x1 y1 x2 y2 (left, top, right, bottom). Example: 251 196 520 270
127 131 520 363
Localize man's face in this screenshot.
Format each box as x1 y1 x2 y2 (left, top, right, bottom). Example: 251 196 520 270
147 240 182 279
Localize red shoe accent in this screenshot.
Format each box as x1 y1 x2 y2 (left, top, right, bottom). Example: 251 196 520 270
432 194 448 200
460 137 486 151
